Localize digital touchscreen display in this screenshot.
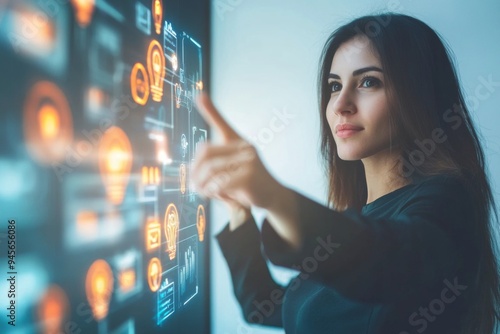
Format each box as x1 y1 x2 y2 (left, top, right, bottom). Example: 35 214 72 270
0 1 210 333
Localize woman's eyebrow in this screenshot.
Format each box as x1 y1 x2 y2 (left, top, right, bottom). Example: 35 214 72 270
328 66 383 79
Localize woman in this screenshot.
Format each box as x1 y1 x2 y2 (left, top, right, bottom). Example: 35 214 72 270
192 13 499 334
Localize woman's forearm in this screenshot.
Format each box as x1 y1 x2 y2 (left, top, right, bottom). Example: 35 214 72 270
264 184 302 250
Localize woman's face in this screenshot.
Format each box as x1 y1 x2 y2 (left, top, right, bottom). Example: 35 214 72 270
326 36 394 162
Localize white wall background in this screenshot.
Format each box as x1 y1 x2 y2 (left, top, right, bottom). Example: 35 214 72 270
209 1 500 333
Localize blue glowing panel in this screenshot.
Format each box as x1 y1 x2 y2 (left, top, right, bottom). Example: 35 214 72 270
0 0 210 333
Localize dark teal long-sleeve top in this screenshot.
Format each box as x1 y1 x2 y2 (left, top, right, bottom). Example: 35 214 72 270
216 174 479 333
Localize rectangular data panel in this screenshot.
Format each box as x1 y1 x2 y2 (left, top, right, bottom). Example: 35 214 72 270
0 0 210 333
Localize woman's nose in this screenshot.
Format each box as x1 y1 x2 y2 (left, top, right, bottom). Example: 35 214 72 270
333 89 356 116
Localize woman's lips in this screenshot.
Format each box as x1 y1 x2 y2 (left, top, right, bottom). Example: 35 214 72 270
336 129 363 138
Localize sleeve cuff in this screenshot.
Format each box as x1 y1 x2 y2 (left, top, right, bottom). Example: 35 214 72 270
216 215 262 264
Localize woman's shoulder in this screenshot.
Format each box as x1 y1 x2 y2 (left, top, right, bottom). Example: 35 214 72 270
412 172 471 195
361 173 470 216
399 172 475 220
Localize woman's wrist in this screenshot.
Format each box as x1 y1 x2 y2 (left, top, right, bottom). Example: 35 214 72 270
263 182 293 212
228 204 252 231
263 185 301 249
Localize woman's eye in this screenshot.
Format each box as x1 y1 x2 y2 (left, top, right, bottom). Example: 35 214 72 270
329 82 342 92
361 77 381 88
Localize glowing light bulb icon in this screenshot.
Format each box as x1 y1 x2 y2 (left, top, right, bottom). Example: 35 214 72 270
164 203 179 260
147 40 166 102
24 81 73 165
71 0 95 27
147 257 162 292
131 63 150 106
98 126 133 205
37 285 69 334
85 259 114 321
197 205 206 242
180 164 186 194
152 0 163 35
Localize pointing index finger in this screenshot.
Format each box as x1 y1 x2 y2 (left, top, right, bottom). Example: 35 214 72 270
196 93 241 143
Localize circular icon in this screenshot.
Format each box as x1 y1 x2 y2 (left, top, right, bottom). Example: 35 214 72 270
23 81 74 165
147 257 162 292
164 203 179 260
197 205 206 242
131 63 150 106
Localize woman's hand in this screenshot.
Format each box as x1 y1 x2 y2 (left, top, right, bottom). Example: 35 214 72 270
191 93 284 211
192 94 301 246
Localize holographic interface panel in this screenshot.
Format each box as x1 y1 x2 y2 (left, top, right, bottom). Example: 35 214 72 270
0 0 210 333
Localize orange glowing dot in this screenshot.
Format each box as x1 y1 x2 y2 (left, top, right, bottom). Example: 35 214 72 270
38 285 69 334
71 0 95 27
88 87 104 103
38 104 60 140
87 87 108 113
119 269 136 293
85 259 114 321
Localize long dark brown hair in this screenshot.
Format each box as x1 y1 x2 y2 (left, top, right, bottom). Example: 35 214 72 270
318 13 499 333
